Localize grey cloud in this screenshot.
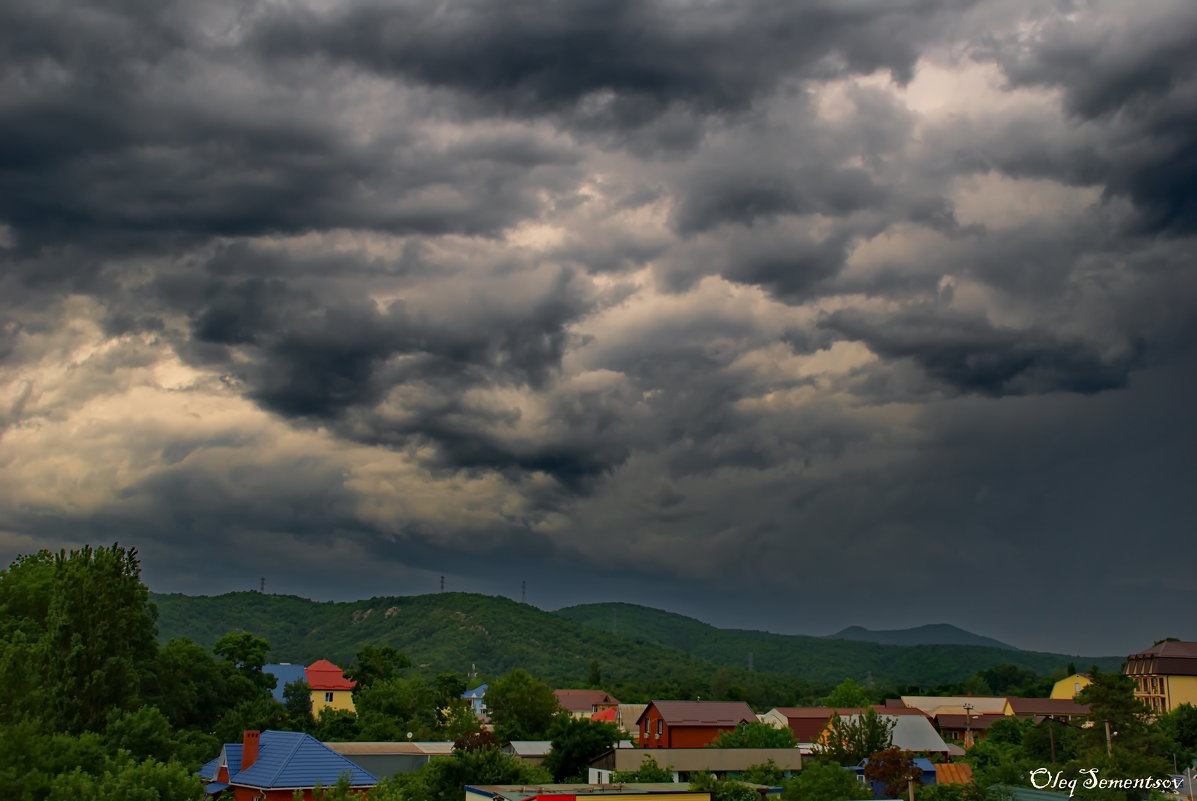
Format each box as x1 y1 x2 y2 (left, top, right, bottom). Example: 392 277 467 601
824 307 1135 396
253 0 961 132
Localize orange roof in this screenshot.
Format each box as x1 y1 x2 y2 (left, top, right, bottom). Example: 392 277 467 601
935 763 973 785
306 659 355 691
592 708 617 722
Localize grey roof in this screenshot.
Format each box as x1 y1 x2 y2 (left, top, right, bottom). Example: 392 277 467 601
839 713 952 753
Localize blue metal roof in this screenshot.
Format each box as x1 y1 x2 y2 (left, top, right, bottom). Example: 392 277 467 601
198 756 220 781
204 782 230 795
231 730 378 789
463 683 488 699
263 664 309 703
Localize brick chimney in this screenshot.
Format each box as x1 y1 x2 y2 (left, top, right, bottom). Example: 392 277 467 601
241 730 260 771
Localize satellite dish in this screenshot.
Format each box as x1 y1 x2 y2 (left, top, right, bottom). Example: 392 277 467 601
407 731 413 740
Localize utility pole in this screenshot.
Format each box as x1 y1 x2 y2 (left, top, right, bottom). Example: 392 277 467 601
1105 720 1114 758
521 580 526 604
964 703 975 749
260 577 265 593
440 575 445 592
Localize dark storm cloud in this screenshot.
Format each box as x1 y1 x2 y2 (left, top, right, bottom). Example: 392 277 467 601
0 1 585 259
253 0 959 129
972 0 1197 235
2 0 1196 655
823 307 1135 396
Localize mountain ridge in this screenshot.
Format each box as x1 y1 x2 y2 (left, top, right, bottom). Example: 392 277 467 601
150 592 1123 692
826 623 1017 651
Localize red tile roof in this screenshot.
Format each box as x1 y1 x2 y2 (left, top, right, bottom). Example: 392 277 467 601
306 660 355 691
555 690 621 713
639 701 756 727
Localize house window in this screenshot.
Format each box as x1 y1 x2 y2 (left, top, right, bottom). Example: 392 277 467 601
657 719 663 735
325 692 334 703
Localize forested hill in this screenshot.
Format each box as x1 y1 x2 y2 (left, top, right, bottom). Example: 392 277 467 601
554 602 1123 682
152 591 731 688
153 592 1124 690
826 623 1017 650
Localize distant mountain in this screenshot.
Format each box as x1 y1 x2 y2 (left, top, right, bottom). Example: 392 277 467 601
826 624 1017 651
151 592 1123 697
555 602 1122 684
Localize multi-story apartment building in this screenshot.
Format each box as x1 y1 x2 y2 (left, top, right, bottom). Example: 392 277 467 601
1124 641 1197 714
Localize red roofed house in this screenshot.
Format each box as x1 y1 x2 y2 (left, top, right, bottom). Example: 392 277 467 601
307 659 356 714
637 701 756 749
555 690 621 719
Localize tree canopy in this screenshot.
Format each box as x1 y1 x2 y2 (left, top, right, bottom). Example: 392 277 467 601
709 721 796 749
816 707 895 765
486 669 563 742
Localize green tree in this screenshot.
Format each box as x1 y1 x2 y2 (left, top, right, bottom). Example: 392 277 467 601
414 746 550 801
781 762 871 801
47 752 204 801
12 545 160 733
822 679 872 708
709 721 796 749
213 697 291 743
1157 702 1197 759
311 708 361 742
817 707 895 765
283 679 314 726
739 759 784 785
690 771 759 801
486 669 563 742
212 632 275 693
864 747 921 800
612 754 675 783
588 659 602 687
142 638 253 730
346 645 411 690
543 716 622 781
355 675 438 737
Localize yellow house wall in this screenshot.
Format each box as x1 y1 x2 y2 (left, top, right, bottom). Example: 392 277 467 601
1166 676 1197 711
1051 674 1092 699
311 688 356 714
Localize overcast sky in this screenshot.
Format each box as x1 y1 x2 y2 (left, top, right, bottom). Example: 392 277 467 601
2 0 1195 657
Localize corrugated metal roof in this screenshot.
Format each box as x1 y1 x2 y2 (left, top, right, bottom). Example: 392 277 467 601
327 741 454 756
305 660 355 691
263 664 308 703
935 763 973 785
232 730 377 789
464 683 489 699
1005 698 1089 716
198 756 220 780
641 701 756 727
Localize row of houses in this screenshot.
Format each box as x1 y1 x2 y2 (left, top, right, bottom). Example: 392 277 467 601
221 640 1197 800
